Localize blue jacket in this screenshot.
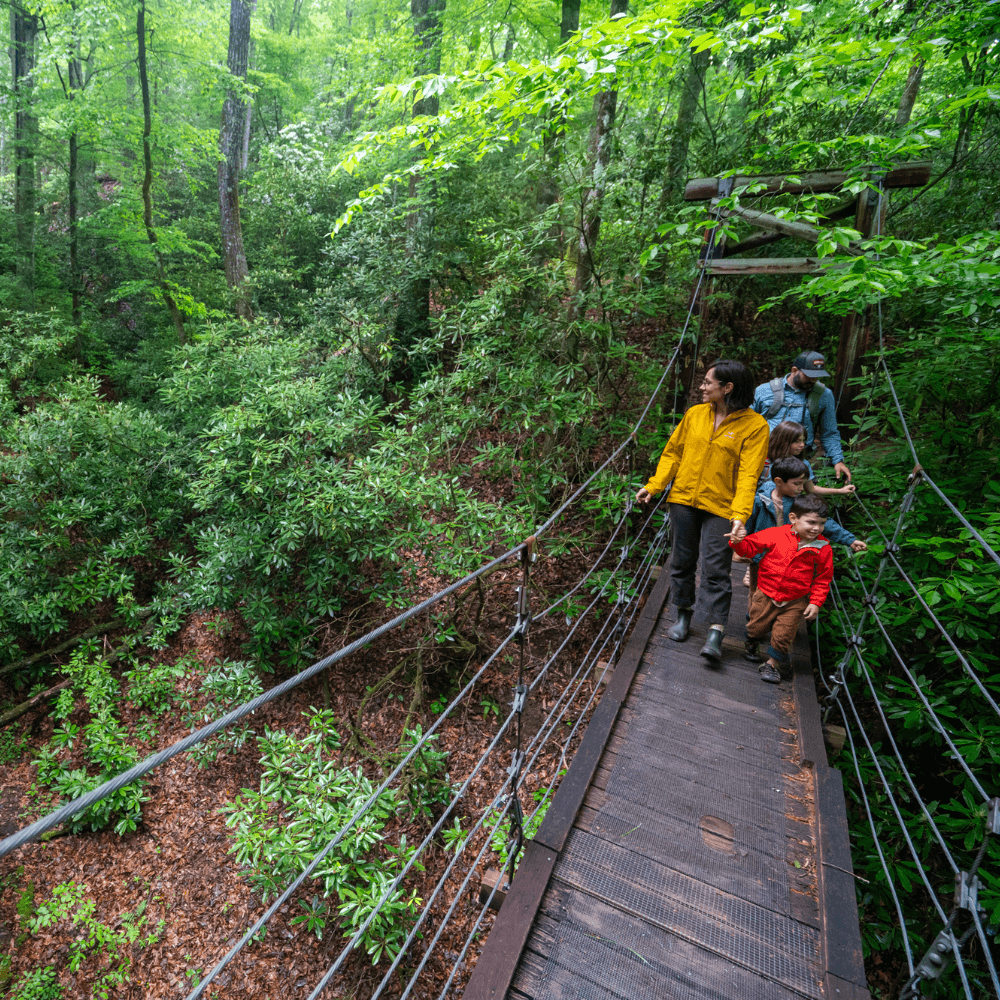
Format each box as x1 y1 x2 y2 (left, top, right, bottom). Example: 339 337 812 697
751 376 844 465
745 482 856 546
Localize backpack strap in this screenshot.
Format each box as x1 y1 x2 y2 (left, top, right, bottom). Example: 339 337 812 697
807 382 825 424
764 377 784 419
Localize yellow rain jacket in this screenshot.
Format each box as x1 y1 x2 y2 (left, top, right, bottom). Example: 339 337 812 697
644 403 769 523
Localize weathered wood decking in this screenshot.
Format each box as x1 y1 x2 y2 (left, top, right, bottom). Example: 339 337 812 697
465 566 870 1000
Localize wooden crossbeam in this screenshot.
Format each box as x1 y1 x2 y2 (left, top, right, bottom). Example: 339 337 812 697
716 204 865 256
721 231 784 257
718 198 859 258
696 257 849 274
685 161 932 201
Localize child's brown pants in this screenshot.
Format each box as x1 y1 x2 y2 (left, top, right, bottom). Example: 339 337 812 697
746 590 810 667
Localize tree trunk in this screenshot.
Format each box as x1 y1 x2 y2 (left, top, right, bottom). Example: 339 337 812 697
894 58 924 128
137 1 187 344
535 0 581 243
646 43 710 283
567 0 628 332
659 44 710 210
219 0 254 319
560 0 581 44
68 22 84 328
10 4 38 310
948 48 987 195
394 0 445 362
241 20 256 169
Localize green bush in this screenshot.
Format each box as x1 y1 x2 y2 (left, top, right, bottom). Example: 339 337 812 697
222 709 434 963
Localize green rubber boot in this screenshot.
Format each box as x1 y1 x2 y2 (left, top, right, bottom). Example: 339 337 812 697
700 627 724 665
667 608 692 642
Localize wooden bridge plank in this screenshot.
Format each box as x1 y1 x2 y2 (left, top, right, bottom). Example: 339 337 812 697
465 563 869 1000
514 891 809 1000
534 563 673 853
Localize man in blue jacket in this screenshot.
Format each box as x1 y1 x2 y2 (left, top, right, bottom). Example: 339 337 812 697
751 351 852 483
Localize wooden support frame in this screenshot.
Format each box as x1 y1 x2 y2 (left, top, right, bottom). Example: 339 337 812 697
696 257 849 275
686 166 926 414
834 185 886 421
685 162 932 201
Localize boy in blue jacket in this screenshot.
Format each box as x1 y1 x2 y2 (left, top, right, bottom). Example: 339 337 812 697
741 456 866 591
747 456 866 550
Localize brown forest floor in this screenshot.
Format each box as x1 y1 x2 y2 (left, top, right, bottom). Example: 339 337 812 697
0 305 837 1000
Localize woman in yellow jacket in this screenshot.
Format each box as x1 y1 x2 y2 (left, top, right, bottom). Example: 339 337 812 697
636 359 768 664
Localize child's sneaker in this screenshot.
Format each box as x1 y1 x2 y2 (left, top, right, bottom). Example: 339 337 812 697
742 568 751 588
758 662 781 683
743 640 763 663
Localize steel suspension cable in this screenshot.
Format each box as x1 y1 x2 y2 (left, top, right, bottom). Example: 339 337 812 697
832 693 915 974
184 622 521 999
840 658 951 923
0 543 526 859
301 702 522 1000
840 578 990 802
850 495 1000 720
919 472 1000 570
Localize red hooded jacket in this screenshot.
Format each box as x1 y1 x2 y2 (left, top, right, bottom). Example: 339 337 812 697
730 524 833 606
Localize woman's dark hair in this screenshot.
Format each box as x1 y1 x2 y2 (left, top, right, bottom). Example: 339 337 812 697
790 494 829 519
768 420 806 462
771 456 809 483
707 358 754 411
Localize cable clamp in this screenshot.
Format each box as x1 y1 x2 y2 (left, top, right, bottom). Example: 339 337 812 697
507 750 525 782
516 586 531 637
847 635 866 649
620 545 630 563
954 872 979 913
907 464 924 486
884 542 901 555
511 683 527 716
861 595 877 608
911 927 956 984
510 794 524 832
988 797 1000 836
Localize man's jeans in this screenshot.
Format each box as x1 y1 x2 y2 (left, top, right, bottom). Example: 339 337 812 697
668 503 734 627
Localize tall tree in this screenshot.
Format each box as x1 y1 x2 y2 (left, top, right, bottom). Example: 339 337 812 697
136 0 187 344
219 0 255 319
10 2 38 309
568 0 628 329
394 0 445 359
535 0 581 242
658 43 710 210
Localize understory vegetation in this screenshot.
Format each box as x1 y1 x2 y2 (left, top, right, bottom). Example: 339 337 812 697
0 0 998 996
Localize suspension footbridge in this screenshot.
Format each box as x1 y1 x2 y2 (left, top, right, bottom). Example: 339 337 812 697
2 172 997 1000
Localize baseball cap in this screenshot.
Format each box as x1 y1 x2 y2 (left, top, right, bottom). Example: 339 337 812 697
792 351 831 379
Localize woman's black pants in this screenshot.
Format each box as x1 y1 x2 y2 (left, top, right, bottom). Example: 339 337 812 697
668 503 734 627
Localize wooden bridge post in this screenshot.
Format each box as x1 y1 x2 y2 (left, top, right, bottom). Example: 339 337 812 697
833 183 886 423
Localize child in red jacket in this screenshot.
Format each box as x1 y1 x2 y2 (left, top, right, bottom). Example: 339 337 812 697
729 494 834 684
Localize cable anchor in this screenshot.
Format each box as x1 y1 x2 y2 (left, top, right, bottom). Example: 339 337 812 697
954 872 979 914
987 797 1000 836
907 928 958 990
506 749 525 782
511 683 527 716
515 584 531 638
